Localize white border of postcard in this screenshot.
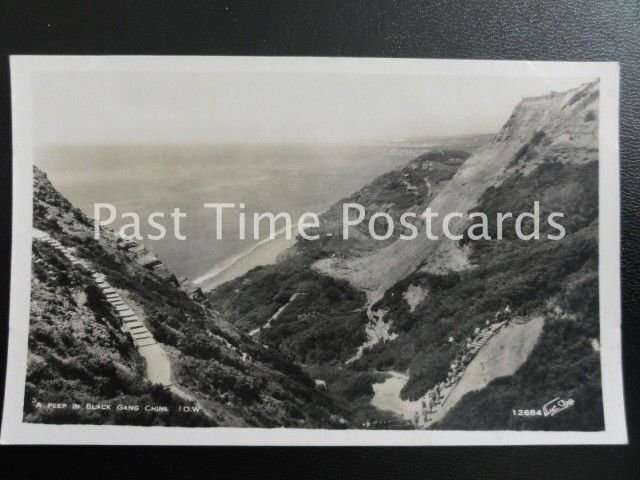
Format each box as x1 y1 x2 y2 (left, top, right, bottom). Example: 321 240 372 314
1 56 626 445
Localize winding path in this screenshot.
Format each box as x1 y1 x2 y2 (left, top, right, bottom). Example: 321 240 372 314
369 316 545 428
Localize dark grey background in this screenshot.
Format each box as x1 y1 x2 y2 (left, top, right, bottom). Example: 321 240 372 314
0 1 638 478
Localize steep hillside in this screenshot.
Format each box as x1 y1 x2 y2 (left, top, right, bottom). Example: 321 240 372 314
27 167 347 427
314 81 599 294
209 148 471 364
208 81 603 430
26 238 212 426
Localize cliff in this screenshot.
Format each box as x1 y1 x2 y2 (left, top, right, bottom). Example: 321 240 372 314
209 82 603 430
313 81 600 294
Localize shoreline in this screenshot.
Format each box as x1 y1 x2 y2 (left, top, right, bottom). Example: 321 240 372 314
194 204 331 292
194 227 296 292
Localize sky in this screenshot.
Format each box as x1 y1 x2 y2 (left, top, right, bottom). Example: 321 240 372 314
32 71 594 145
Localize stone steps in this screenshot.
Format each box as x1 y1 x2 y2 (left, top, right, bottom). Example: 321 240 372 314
35 229 162 354
132 332 152 341
129 324 148 332
131 331 151 338
135 338 156 348
125 320 145 328
131 330 153 341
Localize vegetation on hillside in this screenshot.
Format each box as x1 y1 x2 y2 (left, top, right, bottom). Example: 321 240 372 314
208 149 471 363
354 159 603 430
26 167 347 427
209 154 603 430
26 242 213 426
434 259 602 430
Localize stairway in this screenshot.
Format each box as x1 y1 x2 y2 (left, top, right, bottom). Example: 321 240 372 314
35 229 158 348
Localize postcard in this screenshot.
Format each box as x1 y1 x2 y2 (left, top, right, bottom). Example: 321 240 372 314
0 56 625 445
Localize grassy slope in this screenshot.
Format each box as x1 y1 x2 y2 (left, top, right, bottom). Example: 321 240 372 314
28 167 346 427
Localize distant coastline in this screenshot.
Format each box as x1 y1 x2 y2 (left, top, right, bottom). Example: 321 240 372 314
35 139 492 291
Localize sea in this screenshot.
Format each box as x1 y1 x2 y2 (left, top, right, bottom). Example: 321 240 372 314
34 142 452 291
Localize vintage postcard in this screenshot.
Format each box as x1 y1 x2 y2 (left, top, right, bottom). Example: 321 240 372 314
0 56 626 445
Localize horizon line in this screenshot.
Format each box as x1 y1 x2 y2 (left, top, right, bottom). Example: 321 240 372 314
34 133 497 149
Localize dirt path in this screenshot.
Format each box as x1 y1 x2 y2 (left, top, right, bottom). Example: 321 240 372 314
137 344 172 386
249 292 303 336
370 371 422 421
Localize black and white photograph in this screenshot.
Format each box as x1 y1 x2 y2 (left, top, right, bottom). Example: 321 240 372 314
0 56 625 445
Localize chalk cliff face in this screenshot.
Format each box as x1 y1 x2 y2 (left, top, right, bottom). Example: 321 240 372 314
313 81 599 294
211 82 603 430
